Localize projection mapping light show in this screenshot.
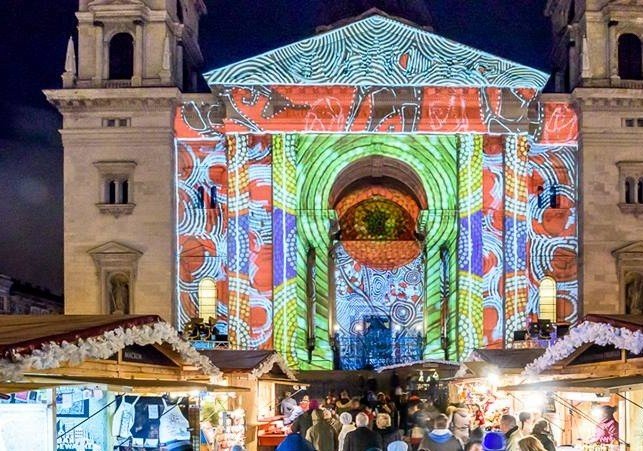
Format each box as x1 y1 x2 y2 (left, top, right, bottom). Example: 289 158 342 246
175 12 578 370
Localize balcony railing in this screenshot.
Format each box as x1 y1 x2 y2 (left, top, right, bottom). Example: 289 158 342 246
182 319 229 350
103 79 132 88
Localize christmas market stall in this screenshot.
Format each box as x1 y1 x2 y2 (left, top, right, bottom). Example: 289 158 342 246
375 358 460 407
0 314 246 451
199 350 299 451
502 314 643 451
451 348 549 432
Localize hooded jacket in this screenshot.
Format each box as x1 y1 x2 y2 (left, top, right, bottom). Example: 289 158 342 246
277 433 316 451
418 429 463 451
305 410 337 451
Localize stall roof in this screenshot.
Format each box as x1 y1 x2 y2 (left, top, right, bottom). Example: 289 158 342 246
200 350 296 380
25 374 250 394
469 349 546 369
584 314 643 332
523 313 643 376
0 314 162 358
0 315 218 379
500 375 643 394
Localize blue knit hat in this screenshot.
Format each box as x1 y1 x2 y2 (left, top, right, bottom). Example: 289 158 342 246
482 431 506 451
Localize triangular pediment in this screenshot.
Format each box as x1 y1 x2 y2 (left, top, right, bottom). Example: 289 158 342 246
612 241 643 257
203 12 548 89
88 241 142 256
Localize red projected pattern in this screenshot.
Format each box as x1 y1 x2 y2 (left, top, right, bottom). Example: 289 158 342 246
175 90 579 353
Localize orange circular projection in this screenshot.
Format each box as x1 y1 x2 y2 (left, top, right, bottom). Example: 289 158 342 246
338 192 421 269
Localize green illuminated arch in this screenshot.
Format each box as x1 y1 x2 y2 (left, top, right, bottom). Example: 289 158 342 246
292 134 459 369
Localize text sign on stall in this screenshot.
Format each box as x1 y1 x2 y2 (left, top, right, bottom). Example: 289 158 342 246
121 344 176 367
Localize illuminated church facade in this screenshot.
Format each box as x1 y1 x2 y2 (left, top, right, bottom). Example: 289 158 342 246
47 1 580 370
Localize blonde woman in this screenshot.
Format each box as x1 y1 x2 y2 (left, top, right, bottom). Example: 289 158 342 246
517 436 547 451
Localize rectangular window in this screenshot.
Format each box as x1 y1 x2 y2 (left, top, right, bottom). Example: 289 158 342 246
624 118 635 127
102 118 131 128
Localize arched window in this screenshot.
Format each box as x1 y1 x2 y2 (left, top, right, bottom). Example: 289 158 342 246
198 278 217 320
121 180 129 204
638 179 643 203
108 180 117 204
109 33 134 80
625 178 634 204
539 277 557 322
618 34 642 80
196 186 205 209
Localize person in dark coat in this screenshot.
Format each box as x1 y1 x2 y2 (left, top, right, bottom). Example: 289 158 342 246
343 413 383 451
277 431 315 451
374 413 401 450
306 409 337 451
293 400 319 438
531 420 556 451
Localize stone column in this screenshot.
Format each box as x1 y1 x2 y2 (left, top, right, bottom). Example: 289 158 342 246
132 20 143 86
609 25 619 80
92 21 103 87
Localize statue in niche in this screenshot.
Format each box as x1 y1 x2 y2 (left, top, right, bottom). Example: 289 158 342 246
625 272 643 315
109 273 130 314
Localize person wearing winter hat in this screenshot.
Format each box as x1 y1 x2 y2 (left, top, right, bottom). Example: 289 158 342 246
388 441 409 451
418 414 463 451
481 431 506 451
338 412 356 451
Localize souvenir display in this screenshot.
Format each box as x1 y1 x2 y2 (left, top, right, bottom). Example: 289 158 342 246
213 409 245 451
111 396 190 450
57 387 109 451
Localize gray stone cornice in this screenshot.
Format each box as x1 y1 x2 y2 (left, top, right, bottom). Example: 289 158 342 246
60 128 175 147
43 88 182 113
573 87 643 110
578 130 643 144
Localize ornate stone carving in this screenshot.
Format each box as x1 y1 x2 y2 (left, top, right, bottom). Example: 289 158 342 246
96 203 136 217
612 241 643 314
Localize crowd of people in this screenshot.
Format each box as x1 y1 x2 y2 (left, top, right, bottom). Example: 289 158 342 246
276 389 559 451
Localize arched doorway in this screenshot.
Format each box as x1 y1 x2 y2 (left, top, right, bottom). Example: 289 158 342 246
282 134 457 370
331 157 427 369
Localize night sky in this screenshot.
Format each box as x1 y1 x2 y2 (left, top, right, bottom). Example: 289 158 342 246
0 0 550 296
